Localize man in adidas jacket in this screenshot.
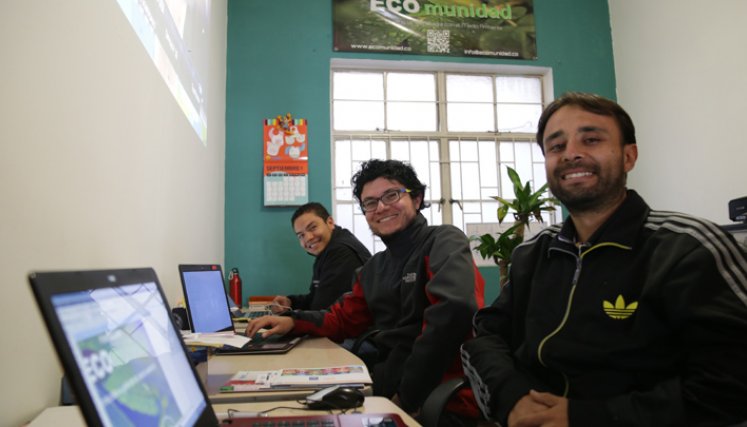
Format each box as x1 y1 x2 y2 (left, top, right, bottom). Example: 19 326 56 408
461 92 747 427
248 159 485 422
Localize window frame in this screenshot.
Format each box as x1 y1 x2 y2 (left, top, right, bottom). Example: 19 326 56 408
330 59 556 255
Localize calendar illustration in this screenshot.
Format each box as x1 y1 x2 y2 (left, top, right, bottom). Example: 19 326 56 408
263 114 309 206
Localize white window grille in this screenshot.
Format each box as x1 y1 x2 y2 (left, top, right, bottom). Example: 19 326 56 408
331 60 560 255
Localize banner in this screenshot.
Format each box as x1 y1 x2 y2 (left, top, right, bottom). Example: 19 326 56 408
333 0 536 60
263 114 309 207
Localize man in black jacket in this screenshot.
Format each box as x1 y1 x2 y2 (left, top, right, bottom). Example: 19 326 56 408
270 202 371 312
249 160 484 422
461 92 747 426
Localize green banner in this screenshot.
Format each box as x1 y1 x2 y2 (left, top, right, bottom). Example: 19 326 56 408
333 0 536 60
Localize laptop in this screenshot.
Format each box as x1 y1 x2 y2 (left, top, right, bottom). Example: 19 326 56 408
178 264 301 355
28 267 406 427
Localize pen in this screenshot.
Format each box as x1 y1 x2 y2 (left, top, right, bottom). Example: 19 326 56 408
269 302 293 312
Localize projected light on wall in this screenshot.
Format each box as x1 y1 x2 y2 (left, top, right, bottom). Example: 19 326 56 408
116 0 209 144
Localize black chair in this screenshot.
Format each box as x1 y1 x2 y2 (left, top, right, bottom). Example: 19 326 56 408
349 329 381 370
420 377 470 427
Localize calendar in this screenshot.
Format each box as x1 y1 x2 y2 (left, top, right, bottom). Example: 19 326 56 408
263 114 309 206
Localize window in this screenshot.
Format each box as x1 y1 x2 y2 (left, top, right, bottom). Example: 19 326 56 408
332 61 559 254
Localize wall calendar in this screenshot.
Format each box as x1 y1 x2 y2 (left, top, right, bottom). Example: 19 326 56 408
263 114 309 206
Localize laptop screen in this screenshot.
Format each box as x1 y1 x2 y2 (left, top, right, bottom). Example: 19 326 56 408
29 268 217 427
179 265 234 333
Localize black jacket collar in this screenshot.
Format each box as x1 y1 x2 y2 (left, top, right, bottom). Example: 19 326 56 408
556 189 651 248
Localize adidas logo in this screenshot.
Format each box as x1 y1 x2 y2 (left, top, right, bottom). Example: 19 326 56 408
602 295 638 320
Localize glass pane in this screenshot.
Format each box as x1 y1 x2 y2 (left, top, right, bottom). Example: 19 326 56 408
334 100 384 131
335 139 352 188
446 75 493 102
351 139 372 161
461 166 480 199
372 140 386 159
387 102 437 131
460 140 478 161
533 163 547 188
495 76 541 103
515 143 533 184
429 158 442 199
496 103 542 133
430 142 439 160
333 72 383 100
335 204 354 230
450 162 463 199
452 205 464 231
532 143 543 160
478 141 497 187
391 140 410 161
447 103 494 132
449 140 460 162
482 201 499 222
499 142 514 162
500 164 515 199
388 73 436 101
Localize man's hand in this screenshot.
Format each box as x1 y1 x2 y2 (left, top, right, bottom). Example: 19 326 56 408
508 392 550 426
270 295 292 314
245 315 294 338
508 390 568 427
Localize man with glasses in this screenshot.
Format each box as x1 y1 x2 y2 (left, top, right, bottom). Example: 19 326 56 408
247 159 485 424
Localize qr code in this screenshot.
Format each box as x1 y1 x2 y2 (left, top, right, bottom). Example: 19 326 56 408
427 29 450 53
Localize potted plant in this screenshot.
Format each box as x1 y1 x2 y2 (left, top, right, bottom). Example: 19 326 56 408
472 166 558 289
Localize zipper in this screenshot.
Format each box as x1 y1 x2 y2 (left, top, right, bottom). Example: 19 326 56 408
535 241 632 396
536 245 586 396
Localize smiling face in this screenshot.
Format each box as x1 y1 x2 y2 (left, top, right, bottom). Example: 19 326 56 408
293 212 335 256
361 177 422 238
542 105 637 214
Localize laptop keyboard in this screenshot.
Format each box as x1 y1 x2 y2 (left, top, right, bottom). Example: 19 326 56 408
221 414 403 427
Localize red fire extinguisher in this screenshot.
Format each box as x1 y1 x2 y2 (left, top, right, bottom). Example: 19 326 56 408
229 268 242 307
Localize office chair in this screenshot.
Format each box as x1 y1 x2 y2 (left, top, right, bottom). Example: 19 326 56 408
420 377 469 427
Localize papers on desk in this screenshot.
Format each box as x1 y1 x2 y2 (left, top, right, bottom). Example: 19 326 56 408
220 364 373 393
181 331 251 348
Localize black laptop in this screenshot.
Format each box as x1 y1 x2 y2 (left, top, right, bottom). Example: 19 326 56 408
178 264 302 355
28 267 405 427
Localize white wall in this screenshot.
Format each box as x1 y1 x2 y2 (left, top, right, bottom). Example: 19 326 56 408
0 1 227 425
609 0 746 224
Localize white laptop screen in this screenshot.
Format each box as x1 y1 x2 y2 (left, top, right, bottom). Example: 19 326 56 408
52 281 207 426
181 269 234 333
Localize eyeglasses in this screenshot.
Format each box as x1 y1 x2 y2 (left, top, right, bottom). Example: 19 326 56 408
360 188 412 213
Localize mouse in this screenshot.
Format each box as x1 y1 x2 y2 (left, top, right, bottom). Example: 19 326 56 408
306 386 365 410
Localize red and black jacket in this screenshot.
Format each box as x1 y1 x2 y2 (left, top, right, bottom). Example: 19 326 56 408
291 214 485 415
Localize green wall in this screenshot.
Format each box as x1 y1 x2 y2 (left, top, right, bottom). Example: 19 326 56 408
225 0 615 305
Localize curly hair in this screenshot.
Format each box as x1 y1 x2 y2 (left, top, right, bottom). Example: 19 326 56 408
351 159 428 211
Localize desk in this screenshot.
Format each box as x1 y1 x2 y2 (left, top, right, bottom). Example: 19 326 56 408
206 337 372 403
26 397 421 426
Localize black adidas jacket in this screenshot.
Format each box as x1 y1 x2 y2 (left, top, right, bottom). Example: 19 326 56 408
462 190 747 426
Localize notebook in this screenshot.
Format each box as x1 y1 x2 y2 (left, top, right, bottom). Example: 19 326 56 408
28 267 406 427
178 264 302 355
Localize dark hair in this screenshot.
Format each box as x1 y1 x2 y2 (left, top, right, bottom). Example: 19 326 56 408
536 92 637 154
351 159 428 211
291 202 331 226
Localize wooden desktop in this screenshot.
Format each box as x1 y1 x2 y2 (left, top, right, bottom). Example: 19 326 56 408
205 336 373 403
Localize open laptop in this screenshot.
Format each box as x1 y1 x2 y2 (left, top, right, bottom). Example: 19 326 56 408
28 267 405 427
178 264 301 355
